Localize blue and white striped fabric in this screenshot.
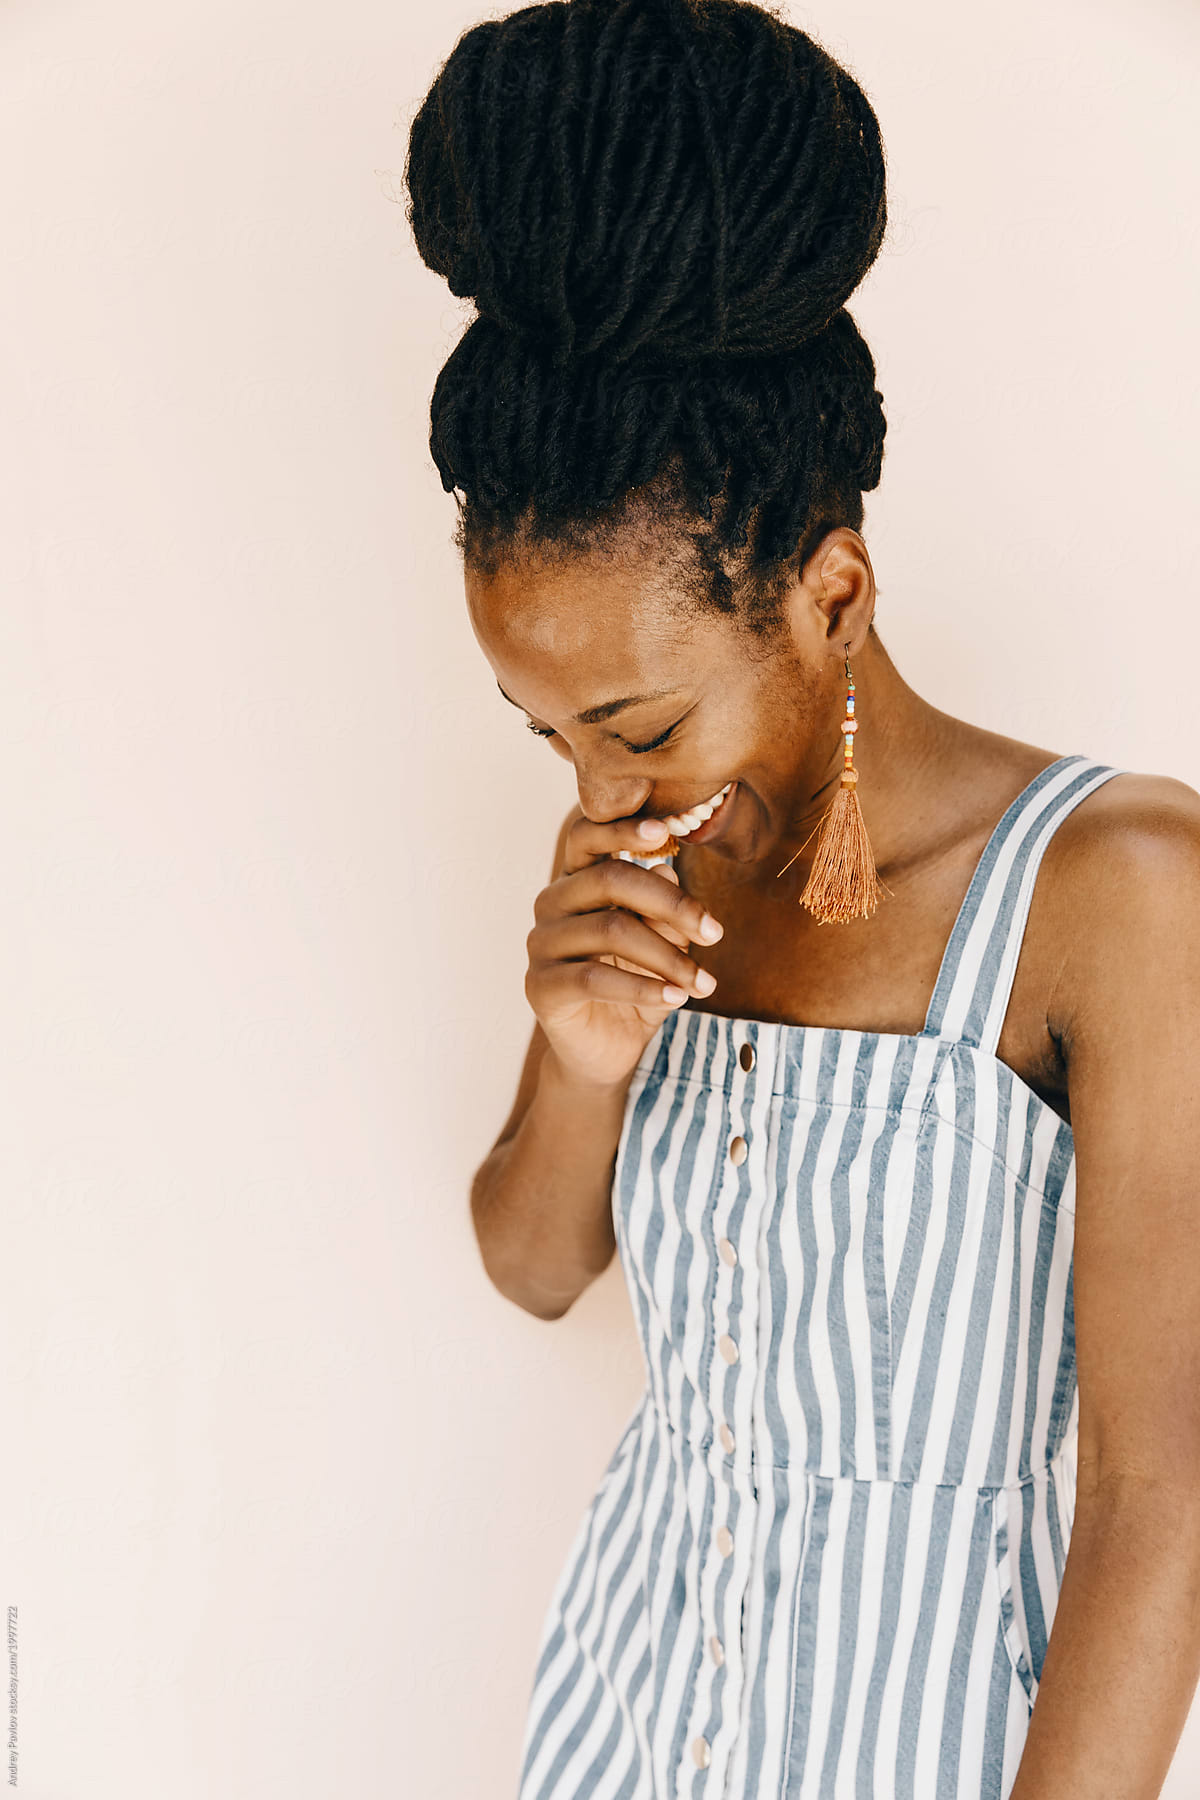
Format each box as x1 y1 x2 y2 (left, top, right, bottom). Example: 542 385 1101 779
516 753 1125 1800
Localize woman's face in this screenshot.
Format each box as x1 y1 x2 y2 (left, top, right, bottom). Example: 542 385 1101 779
464 529 871 868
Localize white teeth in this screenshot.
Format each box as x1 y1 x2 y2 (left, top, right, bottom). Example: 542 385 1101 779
664 781 732 835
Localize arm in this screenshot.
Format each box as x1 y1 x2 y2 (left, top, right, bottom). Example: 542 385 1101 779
471 1045 629 1321
471 802 627 1321
1007 775 1200 1800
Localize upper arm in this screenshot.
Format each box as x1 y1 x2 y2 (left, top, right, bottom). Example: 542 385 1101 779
1054 773 1200 1493
487 801 584 1156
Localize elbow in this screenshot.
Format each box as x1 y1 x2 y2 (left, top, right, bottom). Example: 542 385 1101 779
469 1172 584 1321
478 1250 584 1321
515 1286 577 1323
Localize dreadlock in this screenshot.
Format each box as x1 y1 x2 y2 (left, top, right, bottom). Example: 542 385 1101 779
404 0 888 640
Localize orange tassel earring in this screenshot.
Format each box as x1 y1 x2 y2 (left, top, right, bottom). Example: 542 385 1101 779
777 641 893 924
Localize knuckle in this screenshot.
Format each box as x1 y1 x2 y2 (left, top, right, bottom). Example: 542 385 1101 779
532 884 556 924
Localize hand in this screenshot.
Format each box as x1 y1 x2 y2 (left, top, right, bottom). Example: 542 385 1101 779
524 816 724 1092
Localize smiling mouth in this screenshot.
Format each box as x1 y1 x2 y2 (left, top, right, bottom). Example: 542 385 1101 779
656 779 739 849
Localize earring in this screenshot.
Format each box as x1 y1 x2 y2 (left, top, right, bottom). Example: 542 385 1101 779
777 641 892 924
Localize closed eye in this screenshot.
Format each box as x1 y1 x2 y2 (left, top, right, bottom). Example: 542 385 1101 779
524 718 681 755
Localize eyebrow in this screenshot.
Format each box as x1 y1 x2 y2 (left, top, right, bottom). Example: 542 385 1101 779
495 679 684 726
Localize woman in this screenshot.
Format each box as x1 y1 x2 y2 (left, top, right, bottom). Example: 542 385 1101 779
405 2 1200 1796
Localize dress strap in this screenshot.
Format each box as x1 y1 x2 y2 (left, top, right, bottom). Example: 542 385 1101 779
921 754 1127 1054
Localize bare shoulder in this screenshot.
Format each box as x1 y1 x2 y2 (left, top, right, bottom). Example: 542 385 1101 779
1048 766 1200 882
1044 766 1200 1047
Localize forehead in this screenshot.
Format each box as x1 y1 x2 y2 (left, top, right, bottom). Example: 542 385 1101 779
465 555 702 710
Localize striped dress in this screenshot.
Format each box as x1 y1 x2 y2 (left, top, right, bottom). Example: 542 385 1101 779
516 753 1125 1800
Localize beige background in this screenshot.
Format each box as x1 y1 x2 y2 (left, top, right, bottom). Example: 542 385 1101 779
2 0 1198 1795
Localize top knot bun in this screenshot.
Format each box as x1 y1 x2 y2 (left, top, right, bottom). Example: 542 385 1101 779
406 0 887 368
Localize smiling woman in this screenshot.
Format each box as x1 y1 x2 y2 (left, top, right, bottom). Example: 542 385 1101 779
402 3 1200 1799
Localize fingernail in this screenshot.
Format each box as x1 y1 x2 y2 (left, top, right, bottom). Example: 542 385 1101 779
639 819 666 839
697 914 723 942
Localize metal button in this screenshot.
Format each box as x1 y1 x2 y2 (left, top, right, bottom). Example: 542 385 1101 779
710 1633 725 1665
728 1135 748 1165
716 1525 734 1557
718 1236 737 1267
718 1333 739 1364
692 1735 711 1768
739 1041 755 1071
718 1422 735 1453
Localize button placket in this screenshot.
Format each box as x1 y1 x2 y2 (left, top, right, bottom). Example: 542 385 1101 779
711 1037 750 1472
685 1028 772 1796
688 1031 761 1793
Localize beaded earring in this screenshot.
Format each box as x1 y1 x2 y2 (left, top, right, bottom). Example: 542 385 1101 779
776 641 892 924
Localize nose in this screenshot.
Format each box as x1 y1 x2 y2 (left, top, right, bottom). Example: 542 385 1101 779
576 773 652 825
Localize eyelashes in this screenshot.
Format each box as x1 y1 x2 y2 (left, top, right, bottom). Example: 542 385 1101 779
524 719 680 756
626 723 680 754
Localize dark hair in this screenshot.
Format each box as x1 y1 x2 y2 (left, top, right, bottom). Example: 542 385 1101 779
404 0 888 640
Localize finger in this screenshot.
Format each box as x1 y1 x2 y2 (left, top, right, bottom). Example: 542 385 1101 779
624 864 692 950
538 957 691 1014
542 856 722 952
533 910 716 999
561 812 677 875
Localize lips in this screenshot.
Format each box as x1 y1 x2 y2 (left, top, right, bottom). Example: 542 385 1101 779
658 779 734 837
662 779 739 849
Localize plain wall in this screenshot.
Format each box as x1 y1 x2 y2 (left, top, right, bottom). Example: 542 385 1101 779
1 0 1198 1795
